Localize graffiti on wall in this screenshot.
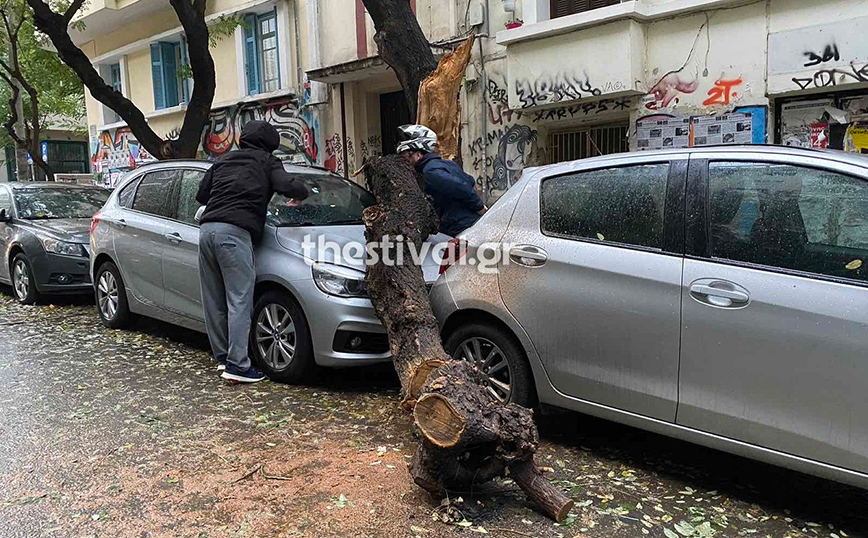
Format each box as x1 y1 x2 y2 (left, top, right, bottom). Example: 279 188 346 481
515 73 626 109
360 134 383 159
202 99 319 164
768 18 868 94
702 77 744 106
491 125 537 192
91 127 155 186
324 133 344 175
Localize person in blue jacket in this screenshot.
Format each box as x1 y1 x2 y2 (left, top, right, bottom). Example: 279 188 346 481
397 124 487 237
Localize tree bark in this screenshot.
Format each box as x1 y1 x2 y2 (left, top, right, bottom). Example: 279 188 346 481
362 156 573 522
360 0 438 121
1 6 53 180
25 0 216 160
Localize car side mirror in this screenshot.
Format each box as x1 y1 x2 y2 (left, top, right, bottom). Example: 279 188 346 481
0 208 10 222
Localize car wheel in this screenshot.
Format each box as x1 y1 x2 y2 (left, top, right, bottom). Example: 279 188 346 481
250 290 314 384
444 322 536 408
95 261 132 329
11 254 40 305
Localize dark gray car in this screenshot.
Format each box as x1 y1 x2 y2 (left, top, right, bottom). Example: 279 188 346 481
0 183 110 304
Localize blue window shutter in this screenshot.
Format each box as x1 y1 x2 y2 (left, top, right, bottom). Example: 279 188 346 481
161 42 179 108
244 14 260 95
151 43 166 110
179 35 190 104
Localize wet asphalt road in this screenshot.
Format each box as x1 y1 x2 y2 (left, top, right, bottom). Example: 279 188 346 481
1 289 867 538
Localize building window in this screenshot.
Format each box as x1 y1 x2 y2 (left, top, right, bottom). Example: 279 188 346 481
550 0 622 19
548 123 629 163
244 9 281 95
150 40 190 110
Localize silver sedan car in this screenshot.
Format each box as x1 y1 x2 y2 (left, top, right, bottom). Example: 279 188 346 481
431 146 868 490
90 160 441 382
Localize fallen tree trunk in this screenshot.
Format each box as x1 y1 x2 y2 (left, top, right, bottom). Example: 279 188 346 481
362 155 574 522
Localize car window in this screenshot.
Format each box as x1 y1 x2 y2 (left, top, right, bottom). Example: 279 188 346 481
132 170 178 218
117 177 141 208
176 169 205 225
14 188 110 219
708 162 867 283
267 172 375 227
540 163 669 250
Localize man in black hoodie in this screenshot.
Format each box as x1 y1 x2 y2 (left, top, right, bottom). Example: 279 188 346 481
196 121 309 383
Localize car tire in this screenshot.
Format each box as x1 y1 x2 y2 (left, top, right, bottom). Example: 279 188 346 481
11 254 40 305
250 290 314 384
95 261 132 329
444 321 537 408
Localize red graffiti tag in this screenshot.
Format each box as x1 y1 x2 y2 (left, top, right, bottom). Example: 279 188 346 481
703 77 743 106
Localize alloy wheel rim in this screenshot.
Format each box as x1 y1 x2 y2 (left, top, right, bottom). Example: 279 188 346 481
454 337 512 403
97 271 119 320
256 303 296 371
13 260 29 300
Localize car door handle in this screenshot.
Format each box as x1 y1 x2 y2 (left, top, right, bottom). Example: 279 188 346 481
164 232 182 243
689 280 750 308
509 245 548 267
115 218 127 229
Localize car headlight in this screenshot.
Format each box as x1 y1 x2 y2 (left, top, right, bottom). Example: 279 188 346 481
42 237 86 257
312 263 368 298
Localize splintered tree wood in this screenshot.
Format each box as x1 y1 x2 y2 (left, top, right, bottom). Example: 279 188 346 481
416 35 475 160
362 155 574 522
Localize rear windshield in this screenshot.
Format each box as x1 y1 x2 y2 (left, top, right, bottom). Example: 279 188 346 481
267 173 376 227
15 188 110 220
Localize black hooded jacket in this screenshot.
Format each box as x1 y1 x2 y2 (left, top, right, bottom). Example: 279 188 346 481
196 120 309 243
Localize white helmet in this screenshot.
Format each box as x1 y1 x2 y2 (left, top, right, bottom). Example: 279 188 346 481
396 124 437 154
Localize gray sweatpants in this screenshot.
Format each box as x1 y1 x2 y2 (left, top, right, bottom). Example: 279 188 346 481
199 222 255 371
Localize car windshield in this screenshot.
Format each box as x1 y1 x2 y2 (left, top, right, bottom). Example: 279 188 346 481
267 172 376 227
15 188 110 220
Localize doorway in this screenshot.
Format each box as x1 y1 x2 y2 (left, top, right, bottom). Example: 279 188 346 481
379 91 411 156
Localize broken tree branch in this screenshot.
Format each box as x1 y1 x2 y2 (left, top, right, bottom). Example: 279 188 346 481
362 155 573 522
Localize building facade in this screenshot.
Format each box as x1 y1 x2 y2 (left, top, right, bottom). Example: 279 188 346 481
78 0 868 198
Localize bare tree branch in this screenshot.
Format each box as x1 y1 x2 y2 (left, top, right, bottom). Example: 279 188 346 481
26 0 217 160
63 0 86 23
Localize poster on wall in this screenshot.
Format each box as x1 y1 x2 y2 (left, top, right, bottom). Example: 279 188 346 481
844 123 868 153
779 99 834 148
637 111 756 150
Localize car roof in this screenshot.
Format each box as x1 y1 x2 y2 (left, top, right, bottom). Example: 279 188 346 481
521 144 868 177
7 182 106 190
130 158 337 175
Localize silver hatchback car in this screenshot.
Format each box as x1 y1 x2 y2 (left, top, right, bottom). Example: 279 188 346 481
90 160 440 382
431 146 868 490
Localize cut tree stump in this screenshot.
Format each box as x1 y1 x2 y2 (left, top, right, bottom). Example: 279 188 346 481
362 155 574 522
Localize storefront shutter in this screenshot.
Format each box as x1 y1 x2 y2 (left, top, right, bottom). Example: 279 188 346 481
244 14 261 95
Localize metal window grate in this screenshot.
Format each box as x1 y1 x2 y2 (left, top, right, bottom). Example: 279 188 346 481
550 0 622 19
548 124 629 164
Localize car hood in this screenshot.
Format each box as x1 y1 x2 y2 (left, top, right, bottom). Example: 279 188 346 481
24 218 92 243
274 225 447 283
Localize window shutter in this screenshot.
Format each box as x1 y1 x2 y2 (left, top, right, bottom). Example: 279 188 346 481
161 42 180 108
243 13 261 95
551 0 617 17
590 0 619 10
150 43 166 110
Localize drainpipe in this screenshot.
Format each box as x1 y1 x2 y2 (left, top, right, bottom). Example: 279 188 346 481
478 36 489 197
340 82 349 178
292 0 304 94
